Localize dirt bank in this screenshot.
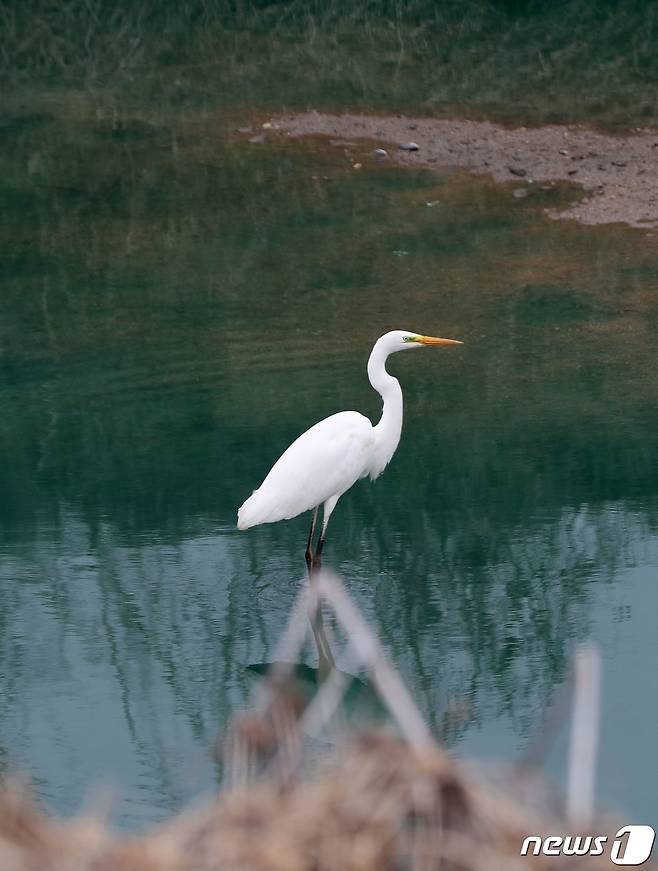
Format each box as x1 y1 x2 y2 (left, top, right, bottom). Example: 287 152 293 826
270 113 658 229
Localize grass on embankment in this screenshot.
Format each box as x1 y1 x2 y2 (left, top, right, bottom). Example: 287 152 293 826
1 0 658 128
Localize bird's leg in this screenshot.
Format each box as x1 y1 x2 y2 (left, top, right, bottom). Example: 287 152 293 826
312 495 339 570
305 506 319 573
311 535 325 570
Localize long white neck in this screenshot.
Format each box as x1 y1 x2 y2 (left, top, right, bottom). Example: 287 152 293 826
367 339 403 480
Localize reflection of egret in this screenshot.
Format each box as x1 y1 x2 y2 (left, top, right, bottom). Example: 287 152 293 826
237 330 462 568
246 597 385 730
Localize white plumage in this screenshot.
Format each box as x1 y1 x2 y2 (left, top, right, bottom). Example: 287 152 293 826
237 329 462 567
237 411 374 529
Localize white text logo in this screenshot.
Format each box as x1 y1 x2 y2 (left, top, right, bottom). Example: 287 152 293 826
520 826 655 865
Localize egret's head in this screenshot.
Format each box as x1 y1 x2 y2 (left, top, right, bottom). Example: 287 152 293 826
379 329 463 353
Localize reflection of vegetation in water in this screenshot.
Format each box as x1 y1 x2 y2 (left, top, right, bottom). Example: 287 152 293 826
4 0 658 127
508 284 614 326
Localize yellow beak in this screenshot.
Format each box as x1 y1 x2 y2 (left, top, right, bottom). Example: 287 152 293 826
416 335 463 346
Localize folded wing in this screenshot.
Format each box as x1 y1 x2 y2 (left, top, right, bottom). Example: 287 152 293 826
237 411 374 529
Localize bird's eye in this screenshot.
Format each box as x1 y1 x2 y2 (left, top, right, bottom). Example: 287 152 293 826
402 336 414 343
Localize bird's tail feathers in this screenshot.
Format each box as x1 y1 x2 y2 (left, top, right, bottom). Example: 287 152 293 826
237 491 258 529
236 488 281 530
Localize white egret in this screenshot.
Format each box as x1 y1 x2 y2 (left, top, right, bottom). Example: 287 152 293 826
237 330 462 569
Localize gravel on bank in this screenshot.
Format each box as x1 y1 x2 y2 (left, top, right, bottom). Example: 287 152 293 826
270 113 658 229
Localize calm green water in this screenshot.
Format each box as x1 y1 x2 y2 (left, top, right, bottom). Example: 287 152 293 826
2 97 658 829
